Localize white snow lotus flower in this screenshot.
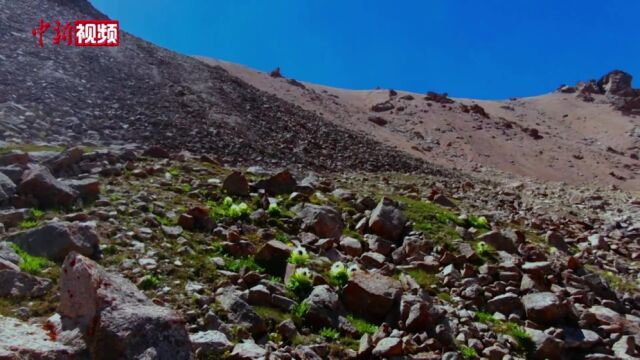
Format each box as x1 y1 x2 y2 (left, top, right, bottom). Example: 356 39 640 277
347 264 360 276
330 262 346 277
288 245 310 265
294 267 312 280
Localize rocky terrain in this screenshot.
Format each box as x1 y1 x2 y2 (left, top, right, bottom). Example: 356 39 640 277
1 0 640 359
201 59 640 190
0 144 638 360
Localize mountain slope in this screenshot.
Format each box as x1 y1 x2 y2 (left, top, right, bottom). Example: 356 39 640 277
200 58 640 190
0 0 441 174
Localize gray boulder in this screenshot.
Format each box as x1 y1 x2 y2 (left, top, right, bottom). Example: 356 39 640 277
368 197 406 242
6 221 99 262
0 315 77 359
292 203 344 239
0 269 52 298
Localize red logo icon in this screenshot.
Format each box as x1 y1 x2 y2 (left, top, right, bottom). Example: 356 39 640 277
32 19 120 47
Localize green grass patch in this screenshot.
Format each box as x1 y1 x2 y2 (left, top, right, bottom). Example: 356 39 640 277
476 311 533 354
9 243 53 275
18 219 40 229
406 268 439 292
139 274 161 290
255 306 291 323
393 196 461 249
0 143 65 155
460 346 478 359
224 256 264 273
319 327 340 340
584 265 638 293
346 314 378 335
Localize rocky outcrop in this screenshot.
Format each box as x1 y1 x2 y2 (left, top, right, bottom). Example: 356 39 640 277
368 197 407 243
292 203 344 239
17 166 78 208
6 221 99 262
57 252 192 360
342 272 402 322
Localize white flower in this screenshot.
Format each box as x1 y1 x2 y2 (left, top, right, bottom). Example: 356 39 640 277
293 246 307 257
347 264 360 275
330 262 346 277
295 267 312 279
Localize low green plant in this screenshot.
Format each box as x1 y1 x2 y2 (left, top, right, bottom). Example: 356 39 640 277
224 256 264 273
18 219 39 229
168 167 181 177
460 345 478 359
437 292 453 303
180 183 192 193
319 327 340 340
346 314 378 335
286 268 313 298
328 261 350 287
291 300 310 319
275 232 289 244
468 215 489 229
30 209 44 219
288 246 310 266
210 197 251 221
497 322 534 353
475 311 497 324
9 243 52 275
267 203 281 217
476 311 533 354
157 216 176 226
139 274 161 290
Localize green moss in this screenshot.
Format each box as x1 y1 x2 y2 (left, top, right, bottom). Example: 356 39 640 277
9 243 52 275
460 346 478 359
476 311 533 354
18 219 40 229
585 265 638 293
393 196 461 249
139 274 161 290
437 292 453 303
255 306 291 323
224 256 264 273
0 143 65 155
320 327 340 340
406 268 439 292
346 314 378 335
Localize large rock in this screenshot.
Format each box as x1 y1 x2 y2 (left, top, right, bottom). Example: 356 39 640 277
368 197 406 242
305 285 342 328
598 70 635 97
217 290 267 335
254 170 297 195
255 240 291 277
223 171 250 196
58 252 192 359
6 221 99 262
477 230 517 253
17 166 78 208
522 292 566 324
0 315 77 359
45 147 84 175
190 330 232 357
486 292 523 315
525 327 564 360
228 340 266 360
0 172 16 203
342 272 402 322
0 208 30 228
292 203 344 239
0 269 52 298
0 241 20 265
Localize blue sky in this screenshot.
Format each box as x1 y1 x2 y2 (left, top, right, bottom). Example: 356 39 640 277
90 0 640 99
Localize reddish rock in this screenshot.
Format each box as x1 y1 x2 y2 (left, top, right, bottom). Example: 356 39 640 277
58 252 192 359
223 171 250 196
342 272 402 322
18 166 78 209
